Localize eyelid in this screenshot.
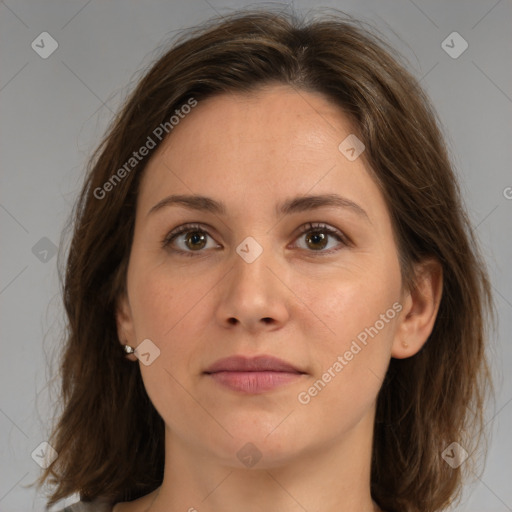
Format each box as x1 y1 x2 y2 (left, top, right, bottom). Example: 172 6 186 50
161 223 219 253
293 222 352 248
162 221 351 255
163 222 213 243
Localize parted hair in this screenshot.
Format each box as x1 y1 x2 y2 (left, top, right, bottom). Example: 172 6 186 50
32 8 493 512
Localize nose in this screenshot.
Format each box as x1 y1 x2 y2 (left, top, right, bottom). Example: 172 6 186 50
214 239 290 333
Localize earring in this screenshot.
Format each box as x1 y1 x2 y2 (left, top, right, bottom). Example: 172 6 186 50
123 344 135 355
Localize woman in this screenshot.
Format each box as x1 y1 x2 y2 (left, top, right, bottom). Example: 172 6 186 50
32 8 493 512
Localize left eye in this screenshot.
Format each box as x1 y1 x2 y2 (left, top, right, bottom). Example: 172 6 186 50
162 222 347 256
293 222 347 253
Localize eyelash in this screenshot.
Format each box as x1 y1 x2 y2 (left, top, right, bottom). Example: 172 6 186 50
162 222 350 258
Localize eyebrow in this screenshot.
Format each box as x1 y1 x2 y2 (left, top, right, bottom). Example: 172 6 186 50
147 193 370 222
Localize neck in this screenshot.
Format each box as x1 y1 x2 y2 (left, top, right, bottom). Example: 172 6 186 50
147 412 379 512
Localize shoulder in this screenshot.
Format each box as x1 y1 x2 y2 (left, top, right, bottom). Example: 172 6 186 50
55 499 113 512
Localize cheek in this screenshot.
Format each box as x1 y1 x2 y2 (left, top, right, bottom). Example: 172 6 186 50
128 251 199 336
295 259 401 401
296 255 402 344
127 260 215 371
128 269 208 430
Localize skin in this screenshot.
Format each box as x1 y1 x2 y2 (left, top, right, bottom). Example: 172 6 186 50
114 84 442 512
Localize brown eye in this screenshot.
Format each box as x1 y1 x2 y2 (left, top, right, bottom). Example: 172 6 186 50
163 222 348 258
162 224 219 256
294 223 347 254
184 231 208 250
304 231 328 251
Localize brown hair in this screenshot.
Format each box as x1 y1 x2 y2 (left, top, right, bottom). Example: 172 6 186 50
31 8 494 511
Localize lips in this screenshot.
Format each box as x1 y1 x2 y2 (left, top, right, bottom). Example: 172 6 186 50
204 355 304 374
204 355 306 394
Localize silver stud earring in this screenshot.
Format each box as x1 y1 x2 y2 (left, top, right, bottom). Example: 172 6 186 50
123 344 135 355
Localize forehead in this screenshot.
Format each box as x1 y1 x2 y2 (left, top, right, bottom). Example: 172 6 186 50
137 85 387 224
168 85 353 157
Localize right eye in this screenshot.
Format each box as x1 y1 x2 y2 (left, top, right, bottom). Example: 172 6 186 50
162 223 220 256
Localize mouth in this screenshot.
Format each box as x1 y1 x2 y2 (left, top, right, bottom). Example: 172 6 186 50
204 355 306 394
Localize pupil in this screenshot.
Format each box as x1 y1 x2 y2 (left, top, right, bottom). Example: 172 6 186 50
187 232 206 249
308 232 327 250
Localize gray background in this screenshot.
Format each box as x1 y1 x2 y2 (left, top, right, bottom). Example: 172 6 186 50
0 1 511 511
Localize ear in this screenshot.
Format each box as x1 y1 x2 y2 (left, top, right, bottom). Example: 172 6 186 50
115 292 138 362
392 258 443 359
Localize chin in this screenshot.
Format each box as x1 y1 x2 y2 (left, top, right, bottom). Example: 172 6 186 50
206 422 311 468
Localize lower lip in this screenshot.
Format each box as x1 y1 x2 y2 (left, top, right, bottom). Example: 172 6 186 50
206 371 303 393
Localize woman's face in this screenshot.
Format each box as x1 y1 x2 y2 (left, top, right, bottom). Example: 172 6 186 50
117 84 409 467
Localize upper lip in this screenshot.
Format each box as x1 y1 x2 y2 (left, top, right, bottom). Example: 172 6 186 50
204 355 304 374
